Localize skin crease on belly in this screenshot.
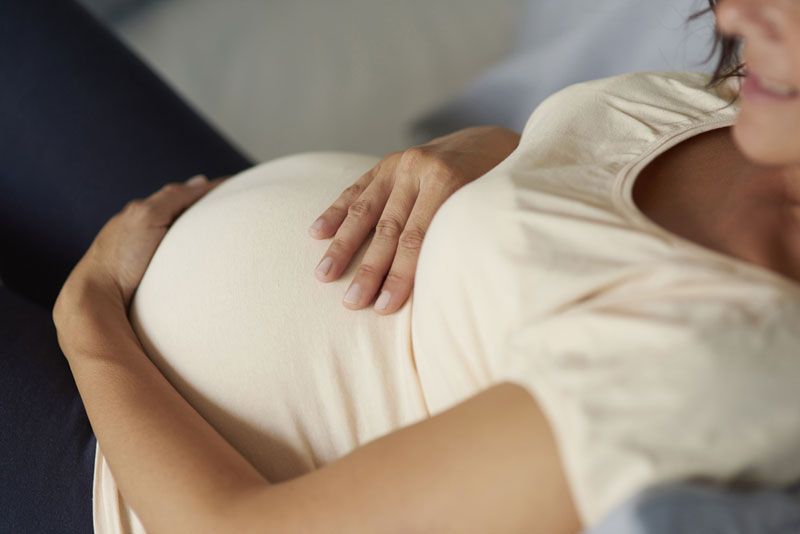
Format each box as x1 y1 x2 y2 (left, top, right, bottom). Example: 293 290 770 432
632 125 800 285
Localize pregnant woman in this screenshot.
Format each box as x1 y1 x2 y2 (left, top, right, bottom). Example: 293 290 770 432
6 0 800 532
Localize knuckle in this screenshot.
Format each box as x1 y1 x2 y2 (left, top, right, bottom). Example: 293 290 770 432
384 270 407 286
405 145 430 161
375 217 403 240
347 199 372 219
379 151 404 169
160 182 182 194
342 183 365 199
327 202 348 217
123 198 144 212
398 227 426 251
398 147 457 192
127 200 158 221
355 263 381 278
123 198 147 214
398 146 430 170
329 237 351 256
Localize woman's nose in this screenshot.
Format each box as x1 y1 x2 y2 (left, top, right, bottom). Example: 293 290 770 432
716 0 781 43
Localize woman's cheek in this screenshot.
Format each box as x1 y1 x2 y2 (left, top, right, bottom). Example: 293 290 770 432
732 101 800 166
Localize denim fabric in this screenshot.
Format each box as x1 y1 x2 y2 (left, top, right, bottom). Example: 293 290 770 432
0 286 96 534
0 0 252 310
0 1 251 531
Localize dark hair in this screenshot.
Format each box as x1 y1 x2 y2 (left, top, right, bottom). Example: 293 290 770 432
692 0 744 87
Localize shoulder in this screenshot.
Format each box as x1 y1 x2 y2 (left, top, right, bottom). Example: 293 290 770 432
522 71 735 135
517 71 738 165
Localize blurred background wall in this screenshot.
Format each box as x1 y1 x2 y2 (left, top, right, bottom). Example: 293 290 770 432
77 0 716 162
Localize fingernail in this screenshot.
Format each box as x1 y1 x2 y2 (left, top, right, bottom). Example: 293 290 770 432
316 257 333 277
309 218 325 233
186 175 208 187
375 290 391 311
343 283 362 305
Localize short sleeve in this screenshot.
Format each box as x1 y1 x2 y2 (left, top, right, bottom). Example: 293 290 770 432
494 292 800 527
516 72 735 172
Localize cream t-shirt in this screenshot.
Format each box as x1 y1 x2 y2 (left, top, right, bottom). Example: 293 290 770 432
95 71 800 532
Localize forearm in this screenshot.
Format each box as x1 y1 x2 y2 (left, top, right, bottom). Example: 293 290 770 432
54 270 267 533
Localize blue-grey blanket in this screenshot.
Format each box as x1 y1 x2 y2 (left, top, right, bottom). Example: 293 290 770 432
589 484 800 534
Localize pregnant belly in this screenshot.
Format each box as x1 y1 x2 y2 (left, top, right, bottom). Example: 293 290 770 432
129 152 429 482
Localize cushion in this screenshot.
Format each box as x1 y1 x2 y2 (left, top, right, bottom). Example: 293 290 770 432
411 0 717 142
589 483 800 534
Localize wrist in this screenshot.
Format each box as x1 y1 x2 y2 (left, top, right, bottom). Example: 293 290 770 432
53 261 129 358
461 125 521 158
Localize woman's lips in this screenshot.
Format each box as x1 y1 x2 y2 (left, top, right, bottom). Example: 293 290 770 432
741 72 800 103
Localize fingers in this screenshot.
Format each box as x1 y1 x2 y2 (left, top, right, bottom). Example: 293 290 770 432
314 174 392 283
368 186 445 315
141 175 218 226
308 169 377 239
338 182 419 311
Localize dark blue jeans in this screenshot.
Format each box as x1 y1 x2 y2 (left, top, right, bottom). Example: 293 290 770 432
0 1 252 532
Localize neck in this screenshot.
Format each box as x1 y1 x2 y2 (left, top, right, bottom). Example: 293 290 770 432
764 164 800 279
779 165 800 206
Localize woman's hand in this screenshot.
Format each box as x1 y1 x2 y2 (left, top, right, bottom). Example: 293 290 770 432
54 174 226 318
308 125 520 315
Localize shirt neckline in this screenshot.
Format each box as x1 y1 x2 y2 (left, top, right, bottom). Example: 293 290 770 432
613 114 800 300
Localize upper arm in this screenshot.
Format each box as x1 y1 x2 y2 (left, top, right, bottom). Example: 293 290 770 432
232 383 580 534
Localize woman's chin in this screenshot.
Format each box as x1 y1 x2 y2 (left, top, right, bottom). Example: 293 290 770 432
731 117 794 167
